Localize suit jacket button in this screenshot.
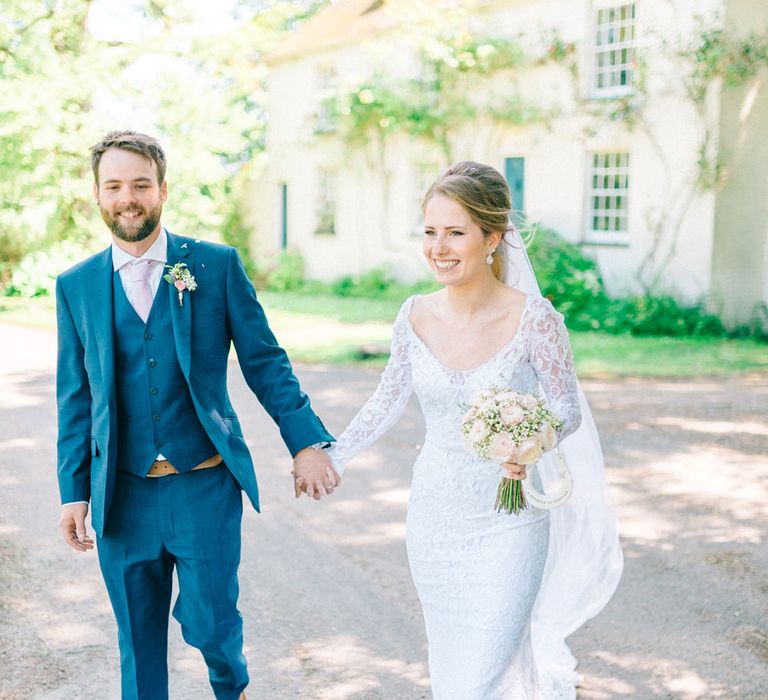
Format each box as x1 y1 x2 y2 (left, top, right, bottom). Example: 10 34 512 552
144 331 153 340
148 358 157 367
152 414 161 422
155 440 164 448
150 387 159 395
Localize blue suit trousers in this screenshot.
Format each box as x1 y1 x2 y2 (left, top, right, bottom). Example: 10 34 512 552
97 465 248 700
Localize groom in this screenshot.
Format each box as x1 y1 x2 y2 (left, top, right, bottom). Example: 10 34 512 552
56 130 340 699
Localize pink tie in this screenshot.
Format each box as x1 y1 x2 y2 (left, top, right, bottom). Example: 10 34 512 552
129 260 155 323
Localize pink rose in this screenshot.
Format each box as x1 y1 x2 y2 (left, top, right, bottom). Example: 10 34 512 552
174 280 186 291
515 438 543 464
500 404 526 426
463 405 479 423
520 395 539 411
468 419 489 443
490 432 516 463
538 422 557 451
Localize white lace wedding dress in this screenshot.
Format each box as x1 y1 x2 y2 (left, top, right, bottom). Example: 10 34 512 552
329 294 582 700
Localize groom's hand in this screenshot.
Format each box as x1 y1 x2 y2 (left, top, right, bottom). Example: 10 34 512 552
60 503 94 552
292 447 341 501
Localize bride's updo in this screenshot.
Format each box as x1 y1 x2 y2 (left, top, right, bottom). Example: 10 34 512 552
422 161 515 282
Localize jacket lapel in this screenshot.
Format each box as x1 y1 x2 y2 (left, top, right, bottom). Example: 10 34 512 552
166 232 194 379
91 247 116 399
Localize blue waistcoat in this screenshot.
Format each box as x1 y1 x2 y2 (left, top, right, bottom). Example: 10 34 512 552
113 272 217 476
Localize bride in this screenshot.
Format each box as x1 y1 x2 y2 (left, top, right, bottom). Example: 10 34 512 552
321 162 623 699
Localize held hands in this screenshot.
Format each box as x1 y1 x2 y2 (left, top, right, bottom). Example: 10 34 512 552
60 503 94 552
292 447 342 500
502 462 527 481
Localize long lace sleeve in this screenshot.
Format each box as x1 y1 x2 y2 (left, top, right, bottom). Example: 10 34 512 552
528 298 582 441
327 299 414 474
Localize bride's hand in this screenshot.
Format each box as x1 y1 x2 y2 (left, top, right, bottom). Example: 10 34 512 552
502 462 527 480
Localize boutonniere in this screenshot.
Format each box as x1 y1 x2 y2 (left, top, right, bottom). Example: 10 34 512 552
163 262 197 307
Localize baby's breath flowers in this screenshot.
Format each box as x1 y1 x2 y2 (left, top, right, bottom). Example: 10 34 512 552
461 387 562 514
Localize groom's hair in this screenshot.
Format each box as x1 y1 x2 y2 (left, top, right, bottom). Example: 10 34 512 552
90 131 167 185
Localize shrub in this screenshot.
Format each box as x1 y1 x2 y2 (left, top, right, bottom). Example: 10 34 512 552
0 231 29 290
4 238 98 298
265 250 305 291
524 227 737 339
331 267 393 297
525 227 605 319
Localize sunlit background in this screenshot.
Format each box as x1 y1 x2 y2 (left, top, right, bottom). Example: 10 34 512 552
1 3 767 699
1 0 767 377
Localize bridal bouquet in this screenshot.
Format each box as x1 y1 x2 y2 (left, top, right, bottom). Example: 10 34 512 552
461 388 563 514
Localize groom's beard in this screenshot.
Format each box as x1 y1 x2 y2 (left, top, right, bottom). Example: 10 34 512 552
100 202 162 243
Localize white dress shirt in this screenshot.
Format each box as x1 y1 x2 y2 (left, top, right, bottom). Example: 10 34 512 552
112 228 168 300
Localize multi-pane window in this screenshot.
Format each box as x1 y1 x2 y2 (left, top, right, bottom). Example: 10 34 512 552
588 153 629 235
315 168 336 235
592 3 636 95
315 66 337 133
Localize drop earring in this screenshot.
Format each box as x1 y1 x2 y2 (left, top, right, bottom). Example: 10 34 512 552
486 249 495 265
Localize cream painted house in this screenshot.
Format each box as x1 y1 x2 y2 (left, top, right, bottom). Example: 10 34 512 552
247 0 768 326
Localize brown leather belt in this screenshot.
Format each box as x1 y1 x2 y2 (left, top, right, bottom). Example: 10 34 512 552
146 454 223 478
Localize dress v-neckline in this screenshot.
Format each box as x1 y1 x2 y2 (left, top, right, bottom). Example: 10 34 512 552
404 294 533 375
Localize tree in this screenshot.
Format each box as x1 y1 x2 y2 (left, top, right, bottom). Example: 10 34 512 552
0 0 330 288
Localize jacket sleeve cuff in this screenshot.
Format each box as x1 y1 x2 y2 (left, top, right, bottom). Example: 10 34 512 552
279 405 335 457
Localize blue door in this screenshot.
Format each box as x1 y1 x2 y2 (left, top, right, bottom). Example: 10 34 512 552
505 157 525 220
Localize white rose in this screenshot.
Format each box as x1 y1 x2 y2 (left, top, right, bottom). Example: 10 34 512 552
520 395 539 411
500 404 526 426
490 433 516 463
495 391 519 403
538 422 557 451
516 438 544 465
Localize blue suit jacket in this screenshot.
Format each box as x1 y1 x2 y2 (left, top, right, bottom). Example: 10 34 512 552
56 232 333 537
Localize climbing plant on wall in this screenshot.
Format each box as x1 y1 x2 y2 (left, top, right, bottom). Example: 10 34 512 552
318 33 565 158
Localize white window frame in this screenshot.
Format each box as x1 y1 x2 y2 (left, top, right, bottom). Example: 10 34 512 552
590 2 636 98
584 151 630 246
315 168 336 235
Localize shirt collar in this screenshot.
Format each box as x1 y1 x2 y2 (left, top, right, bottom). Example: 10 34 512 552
112 228 168 272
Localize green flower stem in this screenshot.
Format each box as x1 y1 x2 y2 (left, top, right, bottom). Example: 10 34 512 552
496 477 527 515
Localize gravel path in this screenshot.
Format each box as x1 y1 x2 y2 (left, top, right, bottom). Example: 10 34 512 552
0 322 765 699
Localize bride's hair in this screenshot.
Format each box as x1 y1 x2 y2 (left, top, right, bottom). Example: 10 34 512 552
422 161 517 282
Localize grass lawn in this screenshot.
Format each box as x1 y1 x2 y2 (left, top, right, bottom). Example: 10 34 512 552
2 292 766 378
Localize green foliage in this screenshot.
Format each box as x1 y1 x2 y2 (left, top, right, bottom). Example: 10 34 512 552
526 227 746 339
0 0 331 284
321 34 550 153
265 250 305 291
685 27 768 103
526 228 605 322
4 237 99 298
331 267 394 297
221 198 257 280
260 251 438 300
